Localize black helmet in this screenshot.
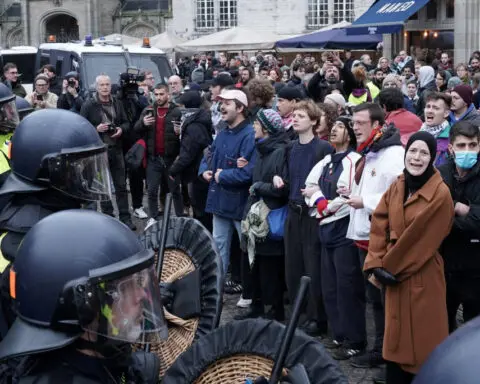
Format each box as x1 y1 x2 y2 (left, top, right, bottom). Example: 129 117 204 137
0 83 19 134
0 210 168 361
14 96 34 120
412 316 480 383
0 109 111 201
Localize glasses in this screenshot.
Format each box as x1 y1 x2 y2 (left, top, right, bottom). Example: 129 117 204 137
36 83 48 86
146 76 154 80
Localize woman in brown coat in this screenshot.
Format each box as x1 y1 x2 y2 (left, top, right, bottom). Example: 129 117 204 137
364 131 454 384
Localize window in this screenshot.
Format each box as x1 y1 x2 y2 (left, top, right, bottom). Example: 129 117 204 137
219 0 237 29
426 0 437 20
307 0 328 28
195 0 215 30
446 0 454 18
333 0 354 23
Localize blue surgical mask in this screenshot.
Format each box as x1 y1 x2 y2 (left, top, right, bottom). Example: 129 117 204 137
454 151 478 169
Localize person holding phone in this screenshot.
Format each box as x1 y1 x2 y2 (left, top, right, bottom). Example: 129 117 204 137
57 71 84 113
25 74 58 110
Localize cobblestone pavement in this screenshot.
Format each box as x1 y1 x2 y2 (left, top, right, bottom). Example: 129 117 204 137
220 293 380 384
131 205 380 383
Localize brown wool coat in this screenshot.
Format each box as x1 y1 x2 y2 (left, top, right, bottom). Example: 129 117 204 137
364 170 454 374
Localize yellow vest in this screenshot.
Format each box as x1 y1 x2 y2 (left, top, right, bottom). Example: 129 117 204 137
0 232 9 273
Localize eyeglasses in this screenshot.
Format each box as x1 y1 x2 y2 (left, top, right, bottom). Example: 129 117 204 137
146 76 154 80
36 83 48 86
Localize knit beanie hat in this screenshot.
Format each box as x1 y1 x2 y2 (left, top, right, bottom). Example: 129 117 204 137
335 115 357 149
177 90 203 108
447 76 462 90
277 86 304 101
256 108 284 134
452 84 473 106
382 74 401 89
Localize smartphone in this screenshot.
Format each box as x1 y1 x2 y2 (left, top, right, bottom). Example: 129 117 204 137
36 95 43 101
146 110 154 118
340 194 350 200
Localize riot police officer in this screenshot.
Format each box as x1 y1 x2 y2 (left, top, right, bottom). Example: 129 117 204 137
0 84 20 183
0 109 111 339
0 209 166 383
15 95 34 121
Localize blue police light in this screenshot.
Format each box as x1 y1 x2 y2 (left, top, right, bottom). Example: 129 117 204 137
84 35 93 47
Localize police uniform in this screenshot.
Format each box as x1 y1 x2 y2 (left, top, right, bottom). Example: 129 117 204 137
0 109 112 339
0 210 165 383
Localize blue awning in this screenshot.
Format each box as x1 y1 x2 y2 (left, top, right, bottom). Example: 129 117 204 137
347 0 431 35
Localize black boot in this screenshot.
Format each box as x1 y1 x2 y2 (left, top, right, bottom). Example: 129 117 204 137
234 302 264 320
265 304 285 322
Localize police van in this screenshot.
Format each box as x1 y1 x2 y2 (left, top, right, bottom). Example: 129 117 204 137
36 35 172 95
0 46 38 94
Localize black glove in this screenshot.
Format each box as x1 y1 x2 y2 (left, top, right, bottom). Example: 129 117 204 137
371 267 399 286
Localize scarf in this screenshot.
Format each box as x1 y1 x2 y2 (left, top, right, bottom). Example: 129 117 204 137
354 126 383 184
241 200 270 266
282 112 293 131
403 131 437 201
419 120 450 138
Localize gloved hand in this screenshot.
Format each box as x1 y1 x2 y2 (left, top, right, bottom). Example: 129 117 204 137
371 267 399 286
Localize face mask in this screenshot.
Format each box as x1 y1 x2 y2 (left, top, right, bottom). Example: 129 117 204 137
454 151 478 169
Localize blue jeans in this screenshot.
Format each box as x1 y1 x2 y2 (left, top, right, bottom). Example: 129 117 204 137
212 214 241 275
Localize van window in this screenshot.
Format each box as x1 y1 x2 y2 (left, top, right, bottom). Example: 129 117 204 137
83 53 127 89
39 55 50 68
129 54 172 85
2 53 36 84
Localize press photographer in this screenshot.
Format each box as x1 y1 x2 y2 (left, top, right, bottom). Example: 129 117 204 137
80 74 135 230
116 67 150 220
57 71 84 113
25 74 58 110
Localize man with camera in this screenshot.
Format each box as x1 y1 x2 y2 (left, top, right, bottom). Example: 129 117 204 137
25 74 58 110
116 68 149 220
80 74 135 230
57 71 84 113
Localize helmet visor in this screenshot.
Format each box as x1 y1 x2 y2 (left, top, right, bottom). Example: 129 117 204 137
0 99 20 134
46 148 112 202
78 264 168 343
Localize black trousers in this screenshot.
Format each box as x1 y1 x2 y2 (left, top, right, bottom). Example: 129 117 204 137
386 361 415 384
128 166 144 209
146 156 184 219
284 206 327 326
446 272 480 333
359 248 385 351
188 179 212 233
101 147 131 224
252 254 285 307
322 243 366 346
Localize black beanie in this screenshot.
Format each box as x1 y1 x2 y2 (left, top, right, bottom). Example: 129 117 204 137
177 91 203 108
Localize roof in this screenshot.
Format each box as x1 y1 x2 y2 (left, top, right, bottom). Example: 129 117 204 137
121 0 169 12
1 46 38 55
38 42 166 56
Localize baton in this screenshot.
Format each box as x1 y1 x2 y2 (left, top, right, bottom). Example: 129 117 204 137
269 275 311 384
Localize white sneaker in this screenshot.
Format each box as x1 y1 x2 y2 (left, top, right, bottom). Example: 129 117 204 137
133 207 148 219
145 218 157 230
236 296 252 308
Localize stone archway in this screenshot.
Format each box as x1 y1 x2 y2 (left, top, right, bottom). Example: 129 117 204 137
6 27 23 48
122 22 157 38
44 13 79 42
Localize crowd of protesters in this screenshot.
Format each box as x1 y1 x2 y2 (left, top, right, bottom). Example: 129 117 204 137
3 46 480 383
167 48 480 384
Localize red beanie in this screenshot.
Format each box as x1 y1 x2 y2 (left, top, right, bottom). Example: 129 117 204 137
452 84 473 106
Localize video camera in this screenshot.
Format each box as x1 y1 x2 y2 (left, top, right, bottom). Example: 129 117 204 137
119 67 145 98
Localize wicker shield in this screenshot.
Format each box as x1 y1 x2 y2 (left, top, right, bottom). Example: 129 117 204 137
162 319 349 384
138 216 223 376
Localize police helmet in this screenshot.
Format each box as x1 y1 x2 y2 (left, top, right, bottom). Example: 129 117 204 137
0 83 19 134
0 210 168 361
412 316 480 383
14 96 34 120
0 109 111 201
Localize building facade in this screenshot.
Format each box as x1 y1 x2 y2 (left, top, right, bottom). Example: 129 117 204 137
0 0 374 47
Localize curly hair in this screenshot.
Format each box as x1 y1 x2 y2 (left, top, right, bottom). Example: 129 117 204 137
317 102 338 134
246 78 275 107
